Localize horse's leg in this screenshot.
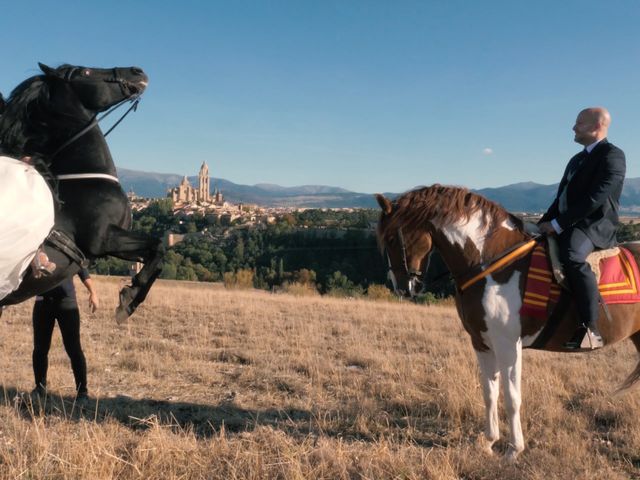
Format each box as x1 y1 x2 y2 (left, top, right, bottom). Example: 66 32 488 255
475 349 501 455
494 337 524 461
98 225 164 322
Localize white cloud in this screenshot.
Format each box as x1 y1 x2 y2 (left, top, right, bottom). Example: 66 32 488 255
482 147 493 155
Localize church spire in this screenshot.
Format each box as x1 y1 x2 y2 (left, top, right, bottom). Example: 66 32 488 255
198 161 210 203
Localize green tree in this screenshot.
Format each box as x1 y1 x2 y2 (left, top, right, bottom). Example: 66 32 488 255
326 271 363 297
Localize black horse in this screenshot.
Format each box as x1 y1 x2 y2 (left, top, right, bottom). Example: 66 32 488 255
0 63 163 321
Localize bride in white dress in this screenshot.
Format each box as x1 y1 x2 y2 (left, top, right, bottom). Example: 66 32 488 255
0 156 55 300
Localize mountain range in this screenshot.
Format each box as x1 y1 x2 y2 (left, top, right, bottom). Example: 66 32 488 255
117 167 640 214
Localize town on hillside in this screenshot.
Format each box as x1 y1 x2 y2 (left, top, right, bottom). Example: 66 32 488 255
126 162 370 230
109 164 640 296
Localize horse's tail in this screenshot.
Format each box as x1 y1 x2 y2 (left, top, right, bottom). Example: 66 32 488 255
615 332 640 394
616 359 640 394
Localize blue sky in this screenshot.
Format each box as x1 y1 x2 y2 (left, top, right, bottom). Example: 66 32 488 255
2 1 639 193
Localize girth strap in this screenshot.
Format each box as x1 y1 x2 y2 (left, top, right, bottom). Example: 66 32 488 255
44 230 89 268
57 173 119 183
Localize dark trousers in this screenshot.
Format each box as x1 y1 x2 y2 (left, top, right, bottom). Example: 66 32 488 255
557 227 599 327
32 301 87 395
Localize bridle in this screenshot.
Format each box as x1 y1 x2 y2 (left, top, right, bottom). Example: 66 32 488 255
385 226 540 298
49 67 143 171
63 67 141 98
50 98 141 161
385 227 432 297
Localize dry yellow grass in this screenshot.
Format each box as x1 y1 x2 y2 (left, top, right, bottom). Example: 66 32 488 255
0 276 639 479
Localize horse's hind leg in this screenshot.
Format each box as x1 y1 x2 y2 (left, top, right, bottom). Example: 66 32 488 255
475 350 501 455
99 225 164 322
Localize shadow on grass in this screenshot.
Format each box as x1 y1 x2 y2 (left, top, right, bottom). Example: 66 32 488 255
0 384 452 447
0 385 310 439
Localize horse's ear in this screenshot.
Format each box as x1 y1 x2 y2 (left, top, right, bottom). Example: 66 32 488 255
375 194 392 215
38 62 56 76
0 93 5 114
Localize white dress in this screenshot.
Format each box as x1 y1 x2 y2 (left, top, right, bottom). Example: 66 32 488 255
0 156 55 301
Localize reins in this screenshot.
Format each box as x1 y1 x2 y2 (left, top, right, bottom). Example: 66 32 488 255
457 237 539 291
50 96 140 160
389 226 541 296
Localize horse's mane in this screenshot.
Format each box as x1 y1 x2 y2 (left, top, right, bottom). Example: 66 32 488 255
0 75 51 157
378 184 523 241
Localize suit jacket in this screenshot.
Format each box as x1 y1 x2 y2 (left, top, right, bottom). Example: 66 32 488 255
540 138 626 248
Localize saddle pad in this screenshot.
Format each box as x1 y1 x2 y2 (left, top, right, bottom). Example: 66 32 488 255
520 243 561 317
520 242 640 318
598 247 640 304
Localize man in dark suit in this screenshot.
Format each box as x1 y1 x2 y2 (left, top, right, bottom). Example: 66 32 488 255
538 107 626 349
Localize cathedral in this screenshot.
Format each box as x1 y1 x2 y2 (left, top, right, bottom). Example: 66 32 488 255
168 162 224 205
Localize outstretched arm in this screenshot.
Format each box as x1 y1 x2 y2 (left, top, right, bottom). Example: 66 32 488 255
78 268 99 313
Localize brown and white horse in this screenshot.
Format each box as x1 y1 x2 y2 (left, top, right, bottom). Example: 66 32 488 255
376 184 640 461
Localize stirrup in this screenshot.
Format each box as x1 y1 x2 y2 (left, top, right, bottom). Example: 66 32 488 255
564 325 603 350
581 328 603 349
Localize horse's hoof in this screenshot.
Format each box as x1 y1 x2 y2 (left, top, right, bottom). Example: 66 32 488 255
115 286 136 324
505 445 522 463
114 305 130 325
476 435 496 455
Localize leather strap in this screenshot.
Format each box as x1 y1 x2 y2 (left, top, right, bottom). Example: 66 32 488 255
459 239 538 291
57 173 119 183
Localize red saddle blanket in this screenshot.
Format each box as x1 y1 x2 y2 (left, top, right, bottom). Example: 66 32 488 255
520 243 640 318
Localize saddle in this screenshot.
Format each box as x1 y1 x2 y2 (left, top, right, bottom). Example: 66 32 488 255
546 236 619 289
521 239 640 318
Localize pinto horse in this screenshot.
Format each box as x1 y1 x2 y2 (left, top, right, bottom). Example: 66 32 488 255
0 63 164 321
376 184 640 460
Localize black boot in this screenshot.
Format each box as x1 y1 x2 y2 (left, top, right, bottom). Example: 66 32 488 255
564 323 603 350
564 324 588 349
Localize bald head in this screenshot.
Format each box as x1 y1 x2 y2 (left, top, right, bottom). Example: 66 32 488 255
573 107 611 146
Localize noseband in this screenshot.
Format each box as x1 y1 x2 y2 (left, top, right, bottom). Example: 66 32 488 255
105 68 144 98
386 227 430 296
63 67 140 97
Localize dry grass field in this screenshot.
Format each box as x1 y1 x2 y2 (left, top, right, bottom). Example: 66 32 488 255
1 276 640 479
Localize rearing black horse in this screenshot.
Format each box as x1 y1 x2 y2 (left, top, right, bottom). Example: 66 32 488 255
0 63 164 321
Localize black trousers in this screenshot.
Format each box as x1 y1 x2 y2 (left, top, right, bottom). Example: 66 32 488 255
557 227 599 327
32 300 87 395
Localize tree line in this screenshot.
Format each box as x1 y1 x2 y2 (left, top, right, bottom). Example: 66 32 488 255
92 199 396 298
91 199 640 299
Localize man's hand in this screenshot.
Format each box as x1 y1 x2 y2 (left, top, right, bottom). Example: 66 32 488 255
88 292 99 313
538 221 557 235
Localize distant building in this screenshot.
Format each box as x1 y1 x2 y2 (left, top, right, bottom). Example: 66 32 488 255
198 162 210 203
168 162 222 205
170 175 198 203
213 186 224 205
126 188 138 201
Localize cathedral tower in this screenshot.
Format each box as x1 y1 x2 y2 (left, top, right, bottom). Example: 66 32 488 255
198 162 210 203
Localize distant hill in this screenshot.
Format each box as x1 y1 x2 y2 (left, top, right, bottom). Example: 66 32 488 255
474 182 558 213
117 167 640 213
117 168 385 208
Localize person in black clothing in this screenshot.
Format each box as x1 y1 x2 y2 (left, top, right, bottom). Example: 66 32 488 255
32 268 98 400
538 107 626 349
